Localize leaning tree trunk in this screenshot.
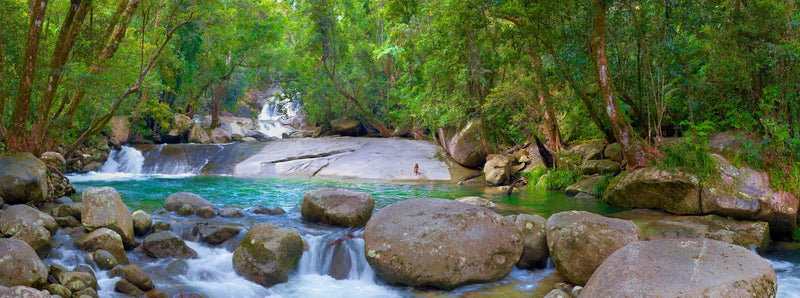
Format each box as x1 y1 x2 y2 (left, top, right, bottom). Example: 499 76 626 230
531 52 564 153
28 0 92 155
590 0 661 170
0 29 5 138
7 0 49 153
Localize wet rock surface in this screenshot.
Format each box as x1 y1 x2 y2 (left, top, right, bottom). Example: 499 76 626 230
301 188 375 227
232 223 303 287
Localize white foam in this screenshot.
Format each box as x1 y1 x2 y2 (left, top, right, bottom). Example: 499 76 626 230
265 274 403 298
770 259 800 298
170 242 270 297
100 146 144 174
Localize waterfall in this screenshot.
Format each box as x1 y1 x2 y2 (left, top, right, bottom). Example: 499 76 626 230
296 235 376 282
256 94 301 138
100 146 144 174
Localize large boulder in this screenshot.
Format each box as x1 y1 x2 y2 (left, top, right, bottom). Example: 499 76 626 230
582 238 777 297
506 214 548 269
565 175 603 198
196 225 242 245
10 226 52 259
142 231 198 259
0 153 49 205
603 143 622 162
484 155 512 186
602 167 702 214
232 223 303 287
0 286 51 297
301 188 375 227
330 118 362 136
110 116 130 144
439 119 488 168
568 142 604 161
164 192 215 213
610 209 771 251
364 198 523 289
702 154 798 235
109 264 154 293
75 228 130 264
0 239 48 288
81 187 135 247
0 204 57 236
210 127 232 143
187 124 211 144
545 211 644 286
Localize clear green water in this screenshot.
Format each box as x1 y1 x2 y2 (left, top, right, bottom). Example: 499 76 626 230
69 175 625 217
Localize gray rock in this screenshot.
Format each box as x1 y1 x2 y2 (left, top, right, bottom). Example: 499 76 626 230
506 214 548 269
109 264 154 292
232 223 303 287
165 192 215 212
73 287 99 298
438 119 487 168
253 205 286 215
81 187 135 247
301 188 375 227
187 124 212 144
115 279 145 296
56 196 73 204
484 155 512 186
56 271 98 293
0 286 51 298
211 127 232 143
51 203 81 220
0 239 48 288
10 225 52 258
565 175 603 198
364 198 523 289
152 222 172 233
75 228 130 264
110 116 130 144
0 153 49 204
544 289 571 298
142 231 198 259
569 142 604 161
132 210 153 236
603 167 702 215
196 206 216 218
40 151 66 170
582 239 777 297
546 211 644 286
218 208 244 218
455 196 496 208
0 202 58 236
197 225 242 245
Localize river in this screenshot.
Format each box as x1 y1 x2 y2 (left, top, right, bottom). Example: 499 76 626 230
60 145 800 297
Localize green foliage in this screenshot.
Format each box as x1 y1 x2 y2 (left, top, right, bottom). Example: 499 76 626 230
523 164 548 190
535 168 581 191
793 226 800 242
593 173 614 198
131 97 174 139
658 142 716 181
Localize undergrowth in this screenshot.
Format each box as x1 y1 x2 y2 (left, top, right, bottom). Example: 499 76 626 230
524 165 580 191
657 142 717 181
593 173 615 197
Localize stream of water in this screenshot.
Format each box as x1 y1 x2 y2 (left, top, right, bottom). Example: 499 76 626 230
60 145 800 297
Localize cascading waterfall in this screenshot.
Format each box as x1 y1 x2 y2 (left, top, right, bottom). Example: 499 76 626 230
100 146 144 174
256 94 301 138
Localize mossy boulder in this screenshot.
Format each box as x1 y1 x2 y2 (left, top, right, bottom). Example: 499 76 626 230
56 271 98 293
0 153 48 205
439 119 488 168
0 204 57 236
109 264 154 292
565 175 603 198
75 228 130 264
232 223 303 287
582 239 777 297
142 231 198 259
0 239 48 288
301 188 375 227
0 286 51 297
132 210 153 236
81 187 135 247
330 118 362 136
546 211 644 286
568 142 604 161
603 167 702 214
579 159 620 175
196 224 242 245
364 198 523 289
604 143 622 162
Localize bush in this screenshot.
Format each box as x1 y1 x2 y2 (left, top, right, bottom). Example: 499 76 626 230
537 168 581 191
593 173 615 197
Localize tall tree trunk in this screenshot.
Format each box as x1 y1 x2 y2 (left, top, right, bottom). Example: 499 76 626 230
28 0 92 155
0 29 5 138
8 0 50 153
210 82 223 129
531 52 564 152
591 0 661 170
62 0 140 125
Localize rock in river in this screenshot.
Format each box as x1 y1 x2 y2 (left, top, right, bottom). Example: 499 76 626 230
581 238 777 297
301 188 375 227
506 213 548 269
164 192 215 213
75 228 129 264
364 198 523 289
232 223 303 287
142 231 198 259
81 187 135 247
546 211 643 286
